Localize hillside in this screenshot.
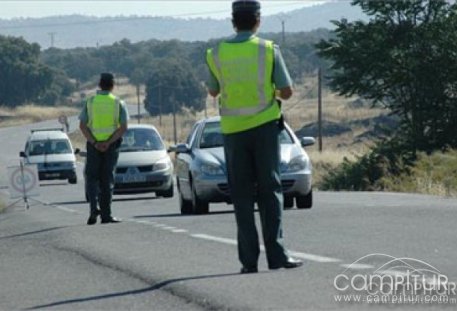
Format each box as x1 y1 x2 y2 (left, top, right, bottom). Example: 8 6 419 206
0 2 365 49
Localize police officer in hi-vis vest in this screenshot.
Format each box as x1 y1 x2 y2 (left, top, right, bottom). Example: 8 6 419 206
206 0 303 273
79 73 129 225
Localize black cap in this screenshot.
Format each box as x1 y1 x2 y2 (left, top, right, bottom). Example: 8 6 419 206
232 0 261 14
100 72 114 82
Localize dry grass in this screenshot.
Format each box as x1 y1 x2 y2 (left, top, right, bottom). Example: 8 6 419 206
380 150 457 197
0 105 79 128
3 76 385 188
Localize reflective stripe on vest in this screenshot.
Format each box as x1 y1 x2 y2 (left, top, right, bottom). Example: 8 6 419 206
87 93 120 141
211 38 275 116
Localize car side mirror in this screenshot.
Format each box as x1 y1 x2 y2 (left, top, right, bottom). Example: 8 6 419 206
19 151 26 158
300 137 316 147
74 148 80 155
174 143 191 154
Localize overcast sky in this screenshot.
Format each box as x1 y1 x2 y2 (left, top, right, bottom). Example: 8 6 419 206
0 1 326 19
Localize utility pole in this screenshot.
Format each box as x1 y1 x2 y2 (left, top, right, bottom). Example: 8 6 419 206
158 85 162 126
204 97 208 118
172 98 177 145
136 84 141 124
318 68 323 152
277 14 288 46
48 32 56 48
281 20 286 46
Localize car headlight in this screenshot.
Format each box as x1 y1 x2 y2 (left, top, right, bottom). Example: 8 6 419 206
154 158 171 171
201 163 224 176
286 155 308 173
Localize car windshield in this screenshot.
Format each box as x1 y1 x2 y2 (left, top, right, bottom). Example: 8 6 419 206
29 139 71 155
199 122 294 148
279 129 294 144
199 122 224 149
120 128 164 152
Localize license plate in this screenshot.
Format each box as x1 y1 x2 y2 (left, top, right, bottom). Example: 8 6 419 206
122 175 146 183
45 173 60 178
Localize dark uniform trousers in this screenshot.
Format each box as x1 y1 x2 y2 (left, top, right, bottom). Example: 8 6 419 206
223 120 289 268
85 140 120 220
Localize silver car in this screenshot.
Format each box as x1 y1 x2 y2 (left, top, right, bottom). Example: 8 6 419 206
173 117 314 215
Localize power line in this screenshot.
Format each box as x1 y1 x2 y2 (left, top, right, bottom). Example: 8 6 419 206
0 2 308 30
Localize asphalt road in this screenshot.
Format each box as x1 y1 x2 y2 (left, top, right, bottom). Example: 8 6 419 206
1 120 457 310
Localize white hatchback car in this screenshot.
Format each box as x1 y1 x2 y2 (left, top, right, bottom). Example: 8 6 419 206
20 128 79 184
84 124 174 201
113 124 174 197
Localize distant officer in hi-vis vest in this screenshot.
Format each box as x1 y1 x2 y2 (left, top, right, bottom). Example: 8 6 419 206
206 0 303 273
79 73 129 225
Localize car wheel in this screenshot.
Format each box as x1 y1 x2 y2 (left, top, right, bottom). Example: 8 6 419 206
296 190 312 209
191 181 209 214
69 177 77 184
157 182 174 198
284 196 294 209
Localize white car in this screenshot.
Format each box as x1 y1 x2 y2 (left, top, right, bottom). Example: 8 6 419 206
20 128 79 184
84 124 174 201
112 124 174 196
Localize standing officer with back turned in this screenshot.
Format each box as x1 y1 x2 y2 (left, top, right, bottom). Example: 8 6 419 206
79 73 129 225
206 0 303 273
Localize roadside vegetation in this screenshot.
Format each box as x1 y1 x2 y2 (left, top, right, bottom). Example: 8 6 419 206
0 105 78 128
315 0 457 196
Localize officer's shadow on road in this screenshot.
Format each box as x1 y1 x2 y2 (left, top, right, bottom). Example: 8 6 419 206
50 196 159 206
134 209 235 218
0 226 69 240
25 272 243 310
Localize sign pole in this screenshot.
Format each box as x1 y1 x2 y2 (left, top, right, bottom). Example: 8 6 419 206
19 161 30 209
7 162 40 210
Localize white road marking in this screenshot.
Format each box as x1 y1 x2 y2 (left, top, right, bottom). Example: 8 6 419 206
340 263 374 269
46 205 345 265
191 233 341 263
191 234 237 245
171 229 188 233
134 220 154 225
54 206 78 213
288 251 341 263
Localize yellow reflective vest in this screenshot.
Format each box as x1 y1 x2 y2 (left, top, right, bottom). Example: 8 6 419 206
87 93 120 142
207 36 280 134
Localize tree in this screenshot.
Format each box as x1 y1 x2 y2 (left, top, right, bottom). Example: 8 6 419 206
0 36 55 107
144 58 206 116
316 0 457 152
